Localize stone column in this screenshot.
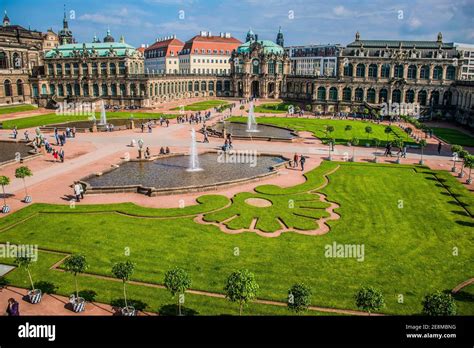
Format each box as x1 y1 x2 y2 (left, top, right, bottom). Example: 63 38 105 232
442 65 447 81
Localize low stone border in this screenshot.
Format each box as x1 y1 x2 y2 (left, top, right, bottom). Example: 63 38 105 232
80 151 289 197
0 139 41 169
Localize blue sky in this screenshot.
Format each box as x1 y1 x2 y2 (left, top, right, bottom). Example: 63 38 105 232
4 0 474 47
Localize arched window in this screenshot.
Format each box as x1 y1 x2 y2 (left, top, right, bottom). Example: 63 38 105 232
343 87 351 101
74 83 80 96
49 84 55 96
392 89 401 103
41 84 47 95
407 65 417 79
17 80 24 96
209 81 215 91
368 64 377 78
93 84 99 97
379 89 388 103
367 88 376 103
418 90 428 106
394 64 404 78
405 90 415 103
224 81 231 91
355 88 364 102
65 63 71 75
0 52 7 69
216 81 222 91
111 84 117 96
101 63 107 75
102 84 108 96
329 87 338 101
381 64 390 78
82 63 88 75
82 84 89 97
56 63 62 75
430 91 440 105
420 65 429 79
73 63 79 76
66 84 73 96
446 66 455 80
92 63 98 75
119 62 126 75
268 60 276 74
252 59 260 74
194 81 199 91
32 84 38 97
120 84 126 96
433 66 443 80
356 64 365 77
201 81 207 91
343 63 353 77
4 80 12 97
110 63 116 75
317 87 326 101
58 84 64 97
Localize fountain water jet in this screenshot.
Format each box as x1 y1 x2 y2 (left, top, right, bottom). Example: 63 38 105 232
187 128 203 172
246 102 259 133
98 100 107 125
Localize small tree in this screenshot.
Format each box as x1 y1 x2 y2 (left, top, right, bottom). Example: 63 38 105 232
422 291 457 316
15 166 33 199
405 127 413 141
326 125 335 138
345 125 352 133
451 145 463 172
305 104 312 112
288 283 312 314
384 126 392 141
63 254 88 300
355 286 385 315
111 260 135 309
0 175 10 208
224 269 259 316
419 139 427 164
351 137 359 161
365 126 373 142
464 155 474 184
164 267 192 316
15 255 36 291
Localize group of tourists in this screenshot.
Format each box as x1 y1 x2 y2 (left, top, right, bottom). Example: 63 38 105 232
291 153 306 171
159 116 170 127
159 147 171 155
177 112 210 125
54 128 68 146
221 134 233 152
383 142 407 158
140 122 154 133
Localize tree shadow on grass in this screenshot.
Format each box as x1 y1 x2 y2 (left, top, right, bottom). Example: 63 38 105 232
451 291 474 303
78 289 97 302
451 210 470 217
456 220 474 227
35 281 58 294
158 303 199 316
0 276 10 290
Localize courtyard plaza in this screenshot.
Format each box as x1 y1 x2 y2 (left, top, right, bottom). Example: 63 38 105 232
0 98 472 316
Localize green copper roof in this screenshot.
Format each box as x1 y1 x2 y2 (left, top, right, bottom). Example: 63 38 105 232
45 42 138 58
237 40 284 54
347 40 454 49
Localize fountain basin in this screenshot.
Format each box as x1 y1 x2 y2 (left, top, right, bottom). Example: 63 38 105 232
210 122 298 141
80 152 288 196
0 140 40 167
40 118 163 133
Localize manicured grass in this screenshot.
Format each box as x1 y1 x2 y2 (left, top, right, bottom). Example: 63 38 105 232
172 100 229 111
2 112 176 129
0 104 37 115
431 127 474 147
253 102 294 114
229 116 413 145
0 162 472 315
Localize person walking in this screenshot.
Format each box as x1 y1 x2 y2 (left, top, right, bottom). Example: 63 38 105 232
73 182 83 202
59 148 65 163
300 155 306 171
293 153 299 168
438 142 442 155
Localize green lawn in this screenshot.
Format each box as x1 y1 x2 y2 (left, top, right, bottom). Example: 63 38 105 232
229 116 414 145
431 127 474 147
253 102 294 114
2 112 176 129
172 100 229 111
0 104 37 115
0 162 472 315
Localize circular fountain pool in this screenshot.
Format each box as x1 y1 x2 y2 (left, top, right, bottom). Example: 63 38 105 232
82 152 287 196
211 122 297 141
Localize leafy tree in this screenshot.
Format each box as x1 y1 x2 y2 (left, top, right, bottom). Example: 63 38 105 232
63 254 88 299
288 283 312 314
15 166 33 198
111 260 135 309
457 149 470 177
224 269 259 315
15 255 36 291
0 176 10 208
384 126 392 141
164 267 192 316
464 155 474 184
419 139 427 164
451 145 463 171
305 104 312 112
345 125 352 134
326 125 335 137
365 126 373 141
355 286 385 315
422 291 457 316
